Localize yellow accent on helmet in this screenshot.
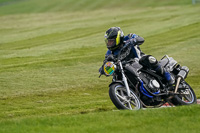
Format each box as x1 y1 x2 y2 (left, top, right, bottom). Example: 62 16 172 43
104 33 108 44
116 30 121 46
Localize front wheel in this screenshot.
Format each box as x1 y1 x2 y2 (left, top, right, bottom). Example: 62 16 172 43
109 83 141 110
171 81 197 105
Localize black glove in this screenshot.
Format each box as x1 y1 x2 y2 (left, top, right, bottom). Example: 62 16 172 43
99 66 104 75
106 54 114 61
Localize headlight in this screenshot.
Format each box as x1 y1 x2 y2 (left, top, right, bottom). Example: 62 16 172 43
104 62 116 76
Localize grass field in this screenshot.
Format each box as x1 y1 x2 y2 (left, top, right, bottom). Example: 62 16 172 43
0 0 200 132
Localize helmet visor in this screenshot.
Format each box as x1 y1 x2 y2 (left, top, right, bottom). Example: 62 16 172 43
105 39 116 48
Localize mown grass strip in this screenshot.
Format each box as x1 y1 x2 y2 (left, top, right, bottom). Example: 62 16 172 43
0 105 200 133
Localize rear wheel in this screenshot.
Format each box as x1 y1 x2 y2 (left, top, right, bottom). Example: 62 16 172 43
171 81 197 105
109 83 141 110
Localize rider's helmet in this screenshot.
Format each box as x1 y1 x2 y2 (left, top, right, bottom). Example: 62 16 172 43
104 27 124 51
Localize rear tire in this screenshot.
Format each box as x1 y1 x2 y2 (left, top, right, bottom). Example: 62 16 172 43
109 83 141 110
171 81 197 105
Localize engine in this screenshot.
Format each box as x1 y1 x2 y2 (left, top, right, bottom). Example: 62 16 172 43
148 79 160 93
139 72 161 93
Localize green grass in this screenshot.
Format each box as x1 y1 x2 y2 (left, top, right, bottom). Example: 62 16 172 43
1 105 200 133
0 0 200 132
0 0 192 15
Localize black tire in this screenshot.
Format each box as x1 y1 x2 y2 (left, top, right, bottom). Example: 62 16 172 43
171 81 197 106
109 83 141 110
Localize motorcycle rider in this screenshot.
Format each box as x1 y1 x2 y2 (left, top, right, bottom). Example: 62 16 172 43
99 27 174 85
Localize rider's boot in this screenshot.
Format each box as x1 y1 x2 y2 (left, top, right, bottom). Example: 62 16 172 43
163 69 175 86
154 65 175 86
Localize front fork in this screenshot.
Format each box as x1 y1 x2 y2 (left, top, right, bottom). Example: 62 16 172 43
119 61 131 97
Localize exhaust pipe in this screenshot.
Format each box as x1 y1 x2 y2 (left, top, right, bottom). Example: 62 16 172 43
174 66 189 93
177 66 189 79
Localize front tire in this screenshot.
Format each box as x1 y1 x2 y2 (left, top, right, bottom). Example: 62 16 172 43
109 83 141 110
171 81 197 105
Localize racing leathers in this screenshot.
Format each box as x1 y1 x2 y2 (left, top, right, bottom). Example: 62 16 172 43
100 33 174 85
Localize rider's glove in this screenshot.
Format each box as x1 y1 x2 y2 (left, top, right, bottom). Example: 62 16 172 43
105 54 114 61
99 67 104 74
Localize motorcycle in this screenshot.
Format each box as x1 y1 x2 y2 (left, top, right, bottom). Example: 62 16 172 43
99 42 197 110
